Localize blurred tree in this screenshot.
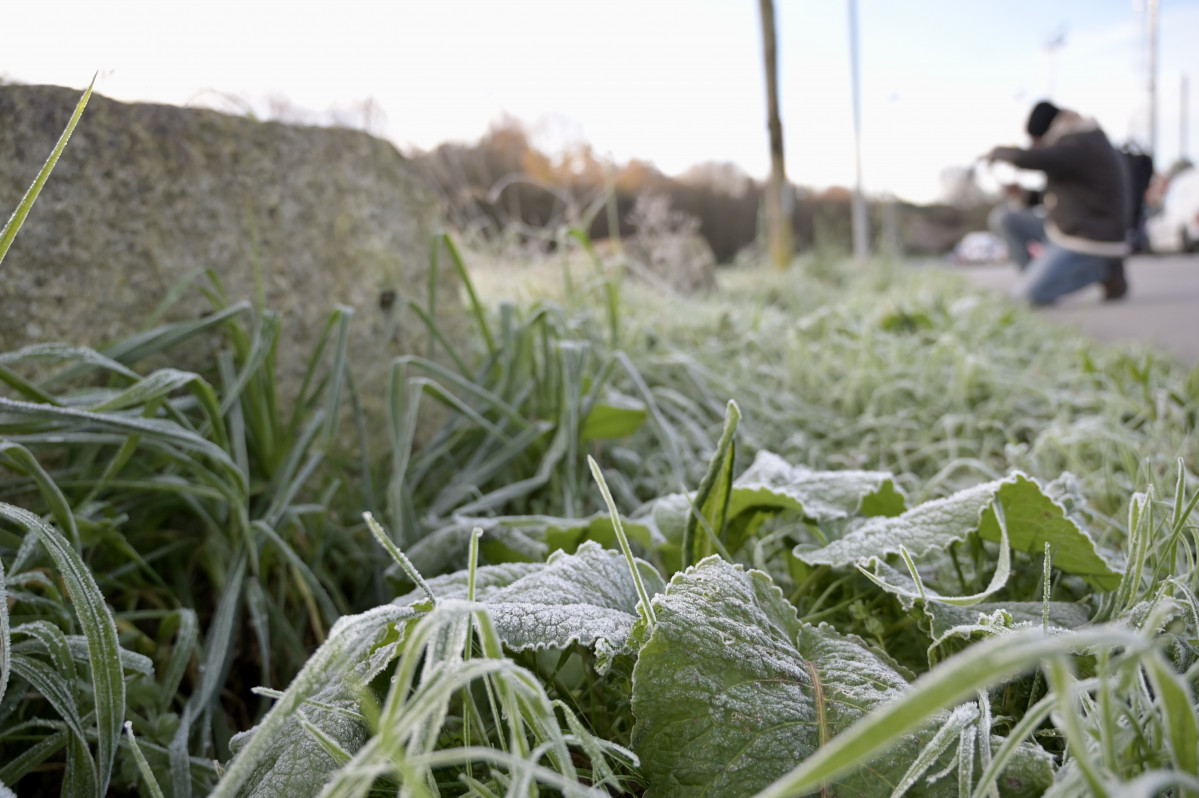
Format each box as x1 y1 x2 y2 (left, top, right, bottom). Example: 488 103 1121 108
759 0 792 269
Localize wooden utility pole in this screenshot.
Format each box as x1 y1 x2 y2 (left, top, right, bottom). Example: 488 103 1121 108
759 0 792 269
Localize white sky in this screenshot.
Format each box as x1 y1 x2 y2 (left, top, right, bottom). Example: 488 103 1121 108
6 0 1199 204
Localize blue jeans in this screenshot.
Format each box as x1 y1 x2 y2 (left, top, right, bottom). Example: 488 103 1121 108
988 204 1045 270
1013 243 1110 305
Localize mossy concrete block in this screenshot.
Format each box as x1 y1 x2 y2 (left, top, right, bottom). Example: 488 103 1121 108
0 83 463 429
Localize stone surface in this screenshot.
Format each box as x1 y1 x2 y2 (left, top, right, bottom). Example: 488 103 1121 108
0 83 462 431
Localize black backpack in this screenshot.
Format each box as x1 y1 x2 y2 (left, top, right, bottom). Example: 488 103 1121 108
1120 143 1155 250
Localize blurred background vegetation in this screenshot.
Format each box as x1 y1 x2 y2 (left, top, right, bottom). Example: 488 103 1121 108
409 116 992 262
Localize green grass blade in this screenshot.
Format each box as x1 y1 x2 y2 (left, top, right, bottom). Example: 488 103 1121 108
0 503 124 794
436 232 495 355
169 550 246 798
588 456 657 627
613 351 687 487
0 725 69 784
0 556 8 709
139 268 209 331
216 311 282 416
0 565 7 709
158 609 199 716
123 721 167 798
252 519 340 627
682 400 739 567
0 362 63 405
394 297 472 375
1144 650 1199 792
568 227 620 349
0 78 93 266
364 511 435 605
101 301 251 365
0 397 247 502
0 442 82 550
753 625 1146 798
320 306 353 451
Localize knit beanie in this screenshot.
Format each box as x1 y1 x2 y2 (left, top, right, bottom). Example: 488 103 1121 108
1026 101 1060 138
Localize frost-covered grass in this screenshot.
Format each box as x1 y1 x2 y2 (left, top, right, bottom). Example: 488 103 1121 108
2 89 1199 796
6 232 1196 796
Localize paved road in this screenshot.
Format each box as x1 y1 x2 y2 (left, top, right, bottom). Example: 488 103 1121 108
954 253 1199 366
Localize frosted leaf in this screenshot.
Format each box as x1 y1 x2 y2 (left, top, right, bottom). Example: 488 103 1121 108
393 561 541 606
407 513 666 576
482 541 665 654
631 556 955 797
797 473 1121 590
728 449 906 523
927 601 1092 640
403 542 663 669
223 604 418 798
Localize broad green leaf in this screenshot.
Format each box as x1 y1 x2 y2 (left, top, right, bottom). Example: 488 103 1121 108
233 544 666 797
796 473 1121 590
580 393 647 442
231 682 369 798
630 556 952 797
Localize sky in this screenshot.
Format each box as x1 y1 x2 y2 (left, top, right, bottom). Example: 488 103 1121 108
6 0 1198 204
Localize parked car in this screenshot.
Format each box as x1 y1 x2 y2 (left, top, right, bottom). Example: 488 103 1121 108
1145 167 1199 254
950 231 1008 264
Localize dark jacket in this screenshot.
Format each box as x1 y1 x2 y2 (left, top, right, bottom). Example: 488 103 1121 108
992 115 1129 256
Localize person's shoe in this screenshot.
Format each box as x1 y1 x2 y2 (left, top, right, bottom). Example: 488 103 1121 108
1102 259 1128 301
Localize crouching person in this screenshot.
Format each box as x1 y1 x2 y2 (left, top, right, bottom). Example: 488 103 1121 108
988 100 1130 304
